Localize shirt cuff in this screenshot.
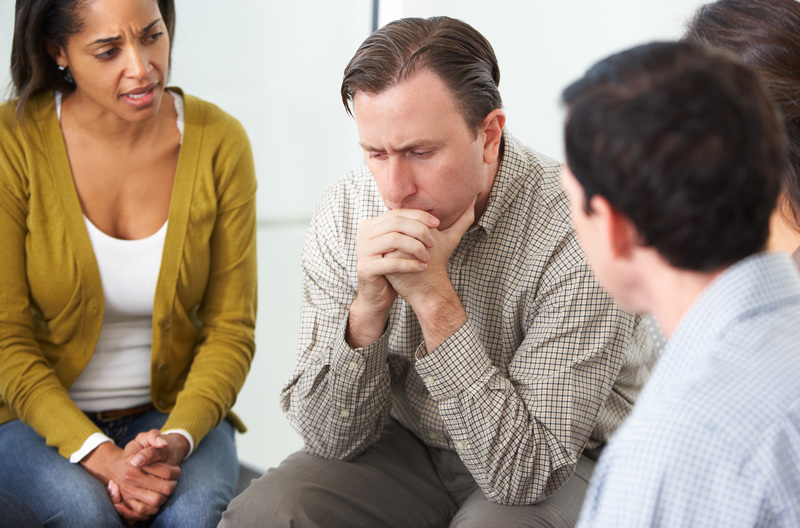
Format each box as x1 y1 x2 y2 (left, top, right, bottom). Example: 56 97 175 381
162 429 195 459
331 316 390 372
69 433 114 463
415 320 494 401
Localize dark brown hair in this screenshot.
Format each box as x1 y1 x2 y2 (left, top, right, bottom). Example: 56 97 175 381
341 16 502 133
10 0 176 118
563 42 785 271
684 0 800 228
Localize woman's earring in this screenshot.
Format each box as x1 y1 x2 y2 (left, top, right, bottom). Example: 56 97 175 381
58 64 74 85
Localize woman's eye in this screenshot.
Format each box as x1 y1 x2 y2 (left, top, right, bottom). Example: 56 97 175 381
95 48 119 60
144 32 164 44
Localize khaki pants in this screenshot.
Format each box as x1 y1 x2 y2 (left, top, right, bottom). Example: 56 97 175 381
220 419 596 528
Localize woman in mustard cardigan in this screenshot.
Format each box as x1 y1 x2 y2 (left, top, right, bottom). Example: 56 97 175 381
0 0 257 526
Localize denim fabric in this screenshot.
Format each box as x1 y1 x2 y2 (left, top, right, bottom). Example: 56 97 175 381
0 489 42 527
0 410 237 527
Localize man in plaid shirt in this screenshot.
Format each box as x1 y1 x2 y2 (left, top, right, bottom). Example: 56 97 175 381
221 16 655 527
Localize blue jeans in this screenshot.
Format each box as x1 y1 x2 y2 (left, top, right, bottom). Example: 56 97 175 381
0 489 41 527
0 410 237 528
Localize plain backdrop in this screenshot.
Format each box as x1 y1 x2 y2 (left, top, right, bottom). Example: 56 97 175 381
0 0 708 470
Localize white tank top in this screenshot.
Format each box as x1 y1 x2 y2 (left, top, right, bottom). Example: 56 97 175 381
69 219 168 411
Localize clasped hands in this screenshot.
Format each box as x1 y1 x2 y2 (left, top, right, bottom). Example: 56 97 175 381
349 199 475 351
81 430 188 525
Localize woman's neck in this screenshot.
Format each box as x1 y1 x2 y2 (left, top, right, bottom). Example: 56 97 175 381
59 89 174 147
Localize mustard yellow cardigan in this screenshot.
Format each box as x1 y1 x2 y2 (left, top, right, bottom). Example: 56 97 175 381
0 89 257 458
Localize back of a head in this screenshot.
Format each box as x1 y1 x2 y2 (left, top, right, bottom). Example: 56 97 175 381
340 16 502 132
684 0 800 228
562 41 786 272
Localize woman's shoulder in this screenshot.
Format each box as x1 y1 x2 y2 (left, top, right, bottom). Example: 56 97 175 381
0 98 15 120
0 91 56 148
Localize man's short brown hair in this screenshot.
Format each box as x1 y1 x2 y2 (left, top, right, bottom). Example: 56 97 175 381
341 16 502 133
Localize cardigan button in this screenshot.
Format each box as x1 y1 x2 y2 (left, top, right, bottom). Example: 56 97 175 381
158 362 169 372
159 317 171 330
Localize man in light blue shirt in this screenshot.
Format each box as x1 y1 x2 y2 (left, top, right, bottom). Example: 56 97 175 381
560 41 800 527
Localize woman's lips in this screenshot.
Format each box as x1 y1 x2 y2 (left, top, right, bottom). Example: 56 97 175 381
121 83 158 107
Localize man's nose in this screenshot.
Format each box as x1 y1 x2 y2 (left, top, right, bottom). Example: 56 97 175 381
382 157 416 207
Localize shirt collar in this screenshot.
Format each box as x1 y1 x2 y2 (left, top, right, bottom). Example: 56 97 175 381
646 252 800 395
474 129 533 235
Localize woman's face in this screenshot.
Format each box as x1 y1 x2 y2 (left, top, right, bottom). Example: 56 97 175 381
50 0 170 123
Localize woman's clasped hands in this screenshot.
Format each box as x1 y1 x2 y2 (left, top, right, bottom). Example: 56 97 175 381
82 429 189 525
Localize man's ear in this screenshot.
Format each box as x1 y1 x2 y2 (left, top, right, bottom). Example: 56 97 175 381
588 195 639 260
45 38 67 68
479 109 505 164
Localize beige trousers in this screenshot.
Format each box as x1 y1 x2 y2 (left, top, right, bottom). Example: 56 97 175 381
220 418 596 528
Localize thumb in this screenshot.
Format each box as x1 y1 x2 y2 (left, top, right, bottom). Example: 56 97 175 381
443 197 477 239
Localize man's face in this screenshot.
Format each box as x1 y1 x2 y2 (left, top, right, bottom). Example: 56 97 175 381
353 70 494 230
561 165 634 309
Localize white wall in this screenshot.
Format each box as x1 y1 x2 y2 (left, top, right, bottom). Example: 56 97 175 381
0 0 708 470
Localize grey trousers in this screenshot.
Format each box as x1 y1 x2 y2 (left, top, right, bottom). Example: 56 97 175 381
220 419 595 528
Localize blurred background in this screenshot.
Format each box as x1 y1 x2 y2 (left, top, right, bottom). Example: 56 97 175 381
0 0 708 470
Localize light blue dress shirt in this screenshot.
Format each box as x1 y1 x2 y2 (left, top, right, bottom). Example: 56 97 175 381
577 253 800 527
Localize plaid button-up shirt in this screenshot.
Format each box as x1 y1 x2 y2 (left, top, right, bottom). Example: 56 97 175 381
281 131 656 505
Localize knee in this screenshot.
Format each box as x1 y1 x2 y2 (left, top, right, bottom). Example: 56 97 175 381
45 489 122 528
154 480 233 528
220 472 323 527
0 492 40 528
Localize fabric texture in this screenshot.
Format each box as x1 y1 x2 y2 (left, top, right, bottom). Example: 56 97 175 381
220 418 596 528
577 253 800 527
280 131 656 505
0 89 258 458
0 412 237 528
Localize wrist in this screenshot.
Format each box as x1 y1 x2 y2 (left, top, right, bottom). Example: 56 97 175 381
79 441 119 484
162 433 190 464
414 289 467 352
346 296 391 349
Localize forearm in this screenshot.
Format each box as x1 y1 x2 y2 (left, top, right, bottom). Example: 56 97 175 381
161 181 257 443
346 294 391 349
0 348 104 458
416 321 598 505
282 317 392 460
409 285 467 354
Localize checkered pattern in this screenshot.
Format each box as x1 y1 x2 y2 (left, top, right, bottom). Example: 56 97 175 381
280 131 657 505
577 253 800 527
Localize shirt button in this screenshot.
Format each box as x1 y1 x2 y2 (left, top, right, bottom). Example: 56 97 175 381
340 409 351 418
424 375 435 385
455 441 466 450
347 361 359 370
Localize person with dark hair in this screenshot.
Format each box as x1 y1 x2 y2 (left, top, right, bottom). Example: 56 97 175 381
0 0 257 526
560 41 800 527
221 16 655 528
684 0 800 268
